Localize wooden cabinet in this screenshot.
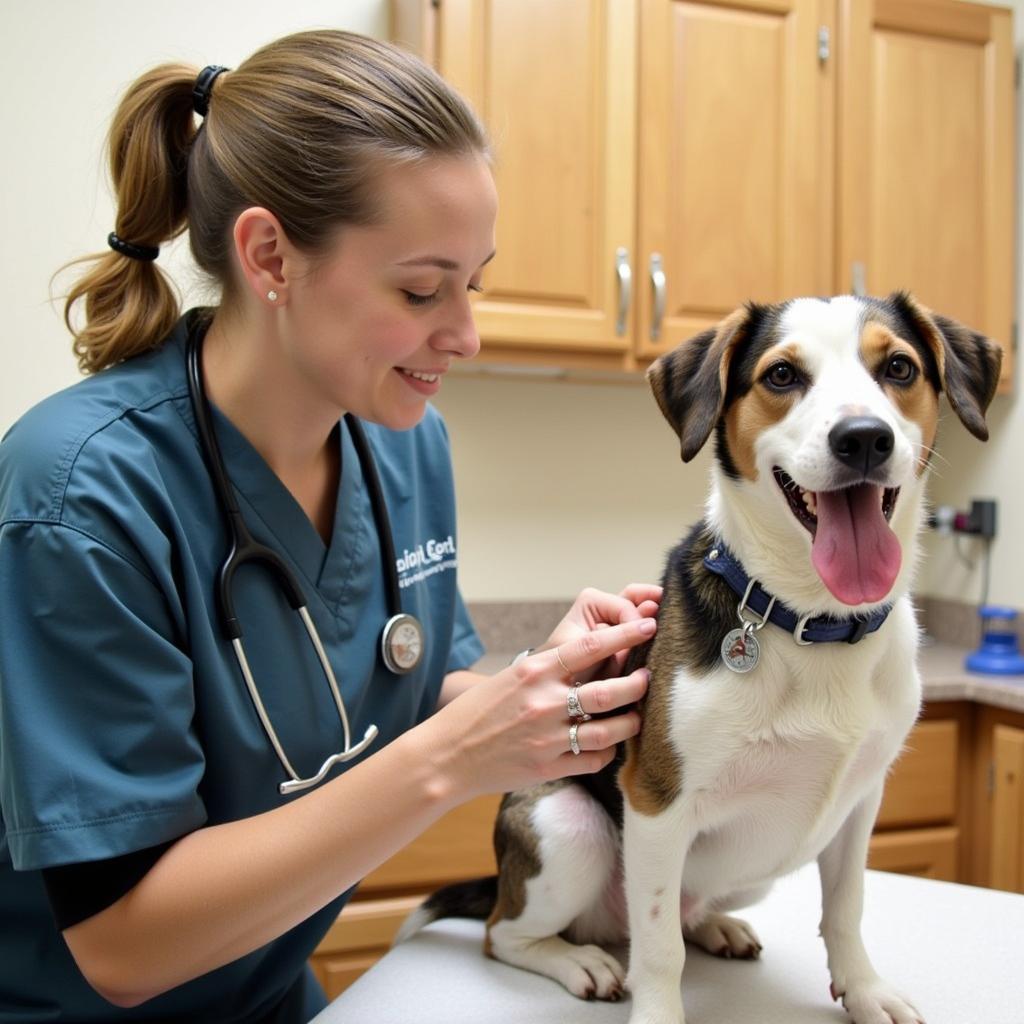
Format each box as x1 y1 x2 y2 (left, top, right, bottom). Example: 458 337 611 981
868 700 1024 893
969 704 1024 893
990 723 1024 890
393 0 1015 382
398 0 639 366
868 706 971 881
838 0 1016 392
636 0 832 356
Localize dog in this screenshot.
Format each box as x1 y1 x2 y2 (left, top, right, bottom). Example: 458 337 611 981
396 293 1001 1024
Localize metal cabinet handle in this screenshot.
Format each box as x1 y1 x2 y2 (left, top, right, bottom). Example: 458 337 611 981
615 247 632 336
649 252 666 341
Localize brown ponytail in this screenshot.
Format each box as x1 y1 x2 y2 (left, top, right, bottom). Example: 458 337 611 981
61 32 488 375
62 64 197 373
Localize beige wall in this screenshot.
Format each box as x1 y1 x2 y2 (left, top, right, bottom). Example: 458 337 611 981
4 1 1021 610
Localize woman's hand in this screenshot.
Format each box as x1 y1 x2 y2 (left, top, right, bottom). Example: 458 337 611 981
420 616 656 801
543 583 662 681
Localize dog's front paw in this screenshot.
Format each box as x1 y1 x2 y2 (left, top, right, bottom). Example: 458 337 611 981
684 912 763 959
834 978 925 1024
560 943 626 1002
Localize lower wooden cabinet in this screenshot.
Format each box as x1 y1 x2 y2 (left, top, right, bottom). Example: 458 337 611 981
867 708 967 883
971 706 1024 894
868 826 959 880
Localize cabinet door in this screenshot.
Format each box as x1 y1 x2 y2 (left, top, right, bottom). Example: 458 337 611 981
636 0 831 357
436 0 638 359
990 724 1024 893
837 0 1015 389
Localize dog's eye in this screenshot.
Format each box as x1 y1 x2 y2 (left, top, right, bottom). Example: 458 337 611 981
885 354 916 383
764 362 800 390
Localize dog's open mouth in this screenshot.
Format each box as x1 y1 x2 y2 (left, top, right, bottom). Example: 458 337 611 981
773 468 902 606
773 469 898 535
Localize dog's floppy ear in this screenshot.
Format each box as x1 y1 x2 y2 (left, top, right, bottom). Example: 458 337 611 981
646 305 754 461
890 291 1003 441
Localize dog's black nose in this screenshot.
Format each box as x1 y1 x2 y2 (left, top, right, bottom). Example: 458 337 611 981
828 416 894 475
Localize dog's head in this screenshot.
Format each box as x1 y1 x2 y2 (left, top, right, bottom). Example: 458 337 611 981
648 293 1001 610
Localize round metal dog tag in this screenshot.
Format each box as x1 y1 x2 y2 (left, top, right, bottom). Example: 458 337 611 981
721 628 760 673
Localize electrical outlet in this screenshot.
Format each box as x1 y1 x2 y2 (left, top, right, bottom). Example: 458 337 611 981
966 499 997 539
928 499 997 538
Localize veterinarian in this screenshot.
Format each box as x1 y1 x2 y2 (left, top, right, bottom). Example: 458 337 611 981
0 31 658 1023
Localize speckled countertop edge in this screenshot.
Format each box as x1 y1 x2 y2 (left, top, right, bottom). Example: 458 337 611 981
917 641 1024 713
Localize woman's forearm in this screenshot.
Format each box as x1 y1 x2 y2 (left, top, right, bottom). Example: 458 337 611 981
436 668 485 709
63 722 463 1007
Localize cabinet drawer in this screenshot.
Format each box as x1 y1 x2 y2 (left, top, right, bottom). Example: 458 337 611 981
868 826 959 881
311 895 424 997
357 793 501 896
875 720 958 828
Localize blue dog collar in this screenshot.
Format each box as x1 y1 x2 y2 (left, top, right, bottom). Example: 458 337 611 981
703 543 891 645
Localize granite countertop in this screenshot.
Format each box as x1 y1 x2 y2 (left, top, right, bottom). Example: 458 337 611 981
473 641 1024 714
917 639 1024 713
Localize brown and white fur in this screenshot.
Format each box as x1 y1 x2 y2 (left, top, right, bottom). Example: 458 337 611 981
396 293 1001 1024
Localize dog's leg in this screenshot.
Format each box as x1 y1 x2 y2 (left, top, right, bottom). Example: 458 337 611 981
818 784 925 1024
486 784 625 1001
623 798 693 1024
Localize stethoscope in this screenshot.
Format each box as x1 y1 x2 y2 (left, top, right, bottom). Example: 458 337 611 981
186 320 425 795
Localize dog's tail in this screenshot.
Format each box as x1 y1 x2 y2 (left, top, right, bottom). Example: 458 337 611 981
392 875 498 946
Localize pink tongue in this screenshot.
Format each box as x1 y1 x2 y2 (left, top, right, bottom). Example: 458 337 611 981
811 485 901 605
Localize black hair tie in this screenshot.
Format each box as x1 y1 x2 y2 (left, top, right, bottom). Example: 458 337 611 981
107 232 159 262
193 65 230 118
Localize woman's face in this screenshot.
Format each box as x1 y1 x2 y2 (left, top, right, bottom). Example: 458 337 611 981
282 153 497 431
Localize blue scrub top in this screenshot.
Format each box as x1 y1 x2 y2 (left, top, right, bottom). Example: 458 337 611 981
0 312 484 1021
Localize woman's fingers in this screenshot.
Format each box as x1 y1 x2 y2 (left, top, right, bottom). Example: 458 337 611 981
569 668 649 718
550 617 656 680
567 710 643 752
620 583 663 606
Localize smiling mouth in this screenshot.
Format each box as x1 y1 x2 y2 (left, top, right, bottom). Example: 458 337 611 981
772 468 898 537
398 368 441 383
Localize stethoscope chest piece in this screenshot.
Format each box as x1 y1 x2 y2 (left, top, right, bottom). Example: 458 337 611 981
381 613 425 674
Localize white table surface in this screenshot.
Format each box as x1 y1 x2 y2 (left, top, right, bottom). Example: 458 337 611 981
312 865 1024 1024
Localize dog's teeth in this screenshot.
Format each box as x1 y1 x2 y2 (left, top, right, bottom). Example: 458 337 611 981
801 490 817 516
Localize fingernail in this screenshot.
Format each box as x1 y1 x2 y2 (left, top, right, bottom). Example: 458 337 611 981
639 618 656 635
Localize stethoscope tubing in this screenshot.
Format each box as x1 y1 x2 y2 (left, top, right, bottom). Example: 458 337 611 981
185 318 415 794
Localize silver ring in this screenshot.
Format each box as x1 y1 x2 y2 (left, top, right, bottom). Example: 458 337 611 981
569 722 582 756
555 646 573 677
566 682 591 722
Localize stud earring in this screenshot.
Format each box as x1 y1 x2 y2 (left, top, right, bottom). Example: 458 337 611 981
267 290 278 302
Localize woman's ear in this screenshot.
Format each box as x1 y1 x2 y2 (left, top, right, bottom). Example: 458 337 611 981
232 207 289 305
